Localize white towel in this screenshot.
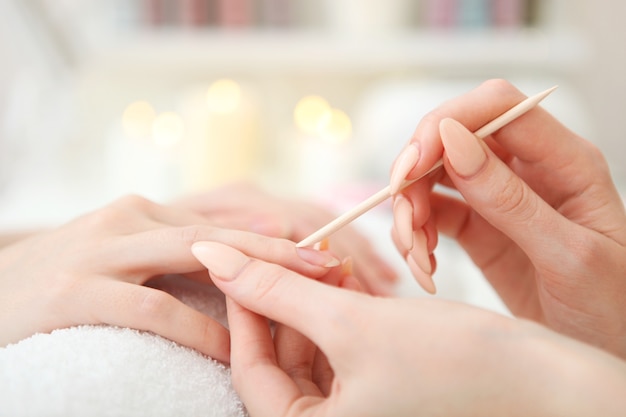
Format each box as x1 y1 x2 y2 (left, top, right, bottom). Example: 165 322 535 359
0 276 246 417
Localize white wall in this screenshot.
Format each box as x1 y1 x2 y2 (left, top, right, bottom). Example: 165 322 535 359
574 0 626 191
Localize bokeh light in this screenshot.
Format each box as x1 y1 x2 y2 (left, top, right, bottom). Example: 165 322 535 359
122 100 156 139
152 112 184 148
319 108 352 144
206 79 242 114
293 95 332 135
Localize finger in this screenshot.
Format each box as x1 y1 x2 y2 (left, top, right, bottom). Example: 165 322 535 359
311 270 362 392
82 280 231 362
391 79 526 184
291 204 398 285
312 349 334 397
192 241 366 360
114 194 210 227
391 223 436 294
227 298 320 417
491 106 626 241
429 191 537 309
103 226 333 282
204 213 290 238
174 182 275 217
274 324 323 396
439 117 574 267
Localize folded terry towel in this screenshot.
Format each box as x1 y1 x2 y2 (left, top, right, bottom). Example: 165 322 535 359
0 277 246 417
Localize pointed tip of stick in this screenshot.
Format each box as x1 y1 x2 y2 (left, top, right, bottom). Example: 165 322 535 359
532 85 559 103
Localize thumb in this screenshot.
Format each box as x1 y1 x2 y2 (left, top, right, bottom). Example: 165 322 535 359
438 118 570 258
191 241 359 355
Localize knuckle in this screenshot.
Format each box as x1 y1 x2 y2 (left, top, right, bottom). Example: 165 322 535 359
177 225 204 244
115 194 153 209
583 141 610 173
82 205 124 229
249 261 286 301
566 235 605 272
81 194 153 230
419 108 447 131
492 173 537 222
480 78 517 95
136 290 173 319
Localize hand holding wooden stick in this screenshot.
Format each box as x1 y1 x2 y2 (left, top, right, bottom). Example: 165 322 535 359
297 86 558 248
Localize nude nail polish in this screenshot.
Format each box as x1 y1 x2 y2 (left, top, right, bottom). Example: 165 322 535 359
390 143 420 194
406 255 436 295
393 195 414 251
296 247 341 268
341 256 354 276
409 229 432 274
192 242 249 281
439 118 487 177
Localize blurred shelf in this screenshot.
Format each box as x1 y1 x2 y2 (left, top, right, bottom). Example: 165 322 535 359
79 29 590 79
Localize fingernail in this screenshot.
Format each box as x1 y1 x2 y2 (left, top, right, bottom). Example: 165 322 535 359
439 118 486 177
315 238 330 252
393 195 414 250
296 247 341 268
406 255 436 295
390 143 420 194
192 242 249 281
341 256 354 276
409 229 431 274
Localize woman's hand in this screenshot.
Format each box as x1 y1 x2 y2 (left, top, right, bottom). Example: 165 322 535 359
0 195 336 361
192 242 626 417
174 182 398 295
389 79 626 357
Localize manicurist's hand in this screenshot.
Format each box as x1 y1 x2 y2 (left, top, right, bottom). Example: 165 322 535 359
389 79 626 358
192 242 626 417
174 182 398 296
0 195 338 362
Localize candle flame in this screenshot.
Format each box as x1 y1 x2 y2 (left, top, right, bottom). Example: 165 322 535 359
152 112 184 148
207 79 242 114
122 101 156 139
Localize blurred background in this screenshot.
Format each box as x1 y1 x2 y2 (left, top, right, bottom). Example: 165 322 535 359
0 0 624 241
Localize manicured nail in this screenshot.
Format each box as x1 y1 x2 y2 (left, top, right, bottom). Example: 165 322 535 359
439 118 487 177
408 229 431 274
192 242 249 281
341 256 354 276
296 247 341 268
390 143 420 194
315 238 330 252
406 255 436 295
393 195 414 250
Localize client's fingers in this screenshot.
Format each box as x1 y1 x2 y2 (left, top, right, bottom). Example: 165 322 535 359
105 227 333 283
86 281 230 362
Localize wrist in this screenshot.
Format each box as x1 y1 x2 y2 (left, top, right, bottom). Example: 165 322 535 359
514 320 626 416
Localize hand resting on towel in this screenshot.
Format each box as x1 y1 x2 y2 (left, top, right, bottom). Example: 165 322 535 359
0 192 356 362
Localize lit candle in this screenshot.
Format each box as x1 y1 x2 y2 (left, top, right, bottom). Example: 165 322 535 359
180 79 261 192
293 95 355 194
105 100 185 201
